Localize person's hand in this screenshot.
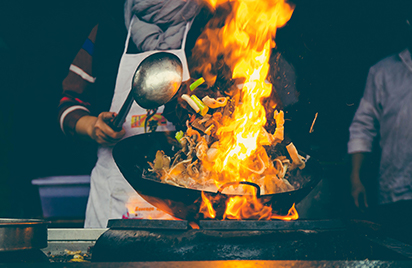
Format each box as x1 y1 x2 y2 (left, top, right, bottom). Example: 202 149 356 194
351 176 368 209
75 112 126 146
88 112 126 146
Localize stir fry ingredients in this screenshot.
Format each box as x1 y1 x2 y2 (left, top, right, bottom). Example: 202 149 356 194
149 90 307 195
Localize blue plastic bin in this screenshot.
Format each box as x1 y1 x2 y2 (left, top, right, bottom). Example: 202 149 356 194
32 175 90 218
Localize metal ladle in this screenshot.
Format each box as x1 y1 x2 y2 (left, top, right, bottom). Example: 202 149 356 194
110 52 183 131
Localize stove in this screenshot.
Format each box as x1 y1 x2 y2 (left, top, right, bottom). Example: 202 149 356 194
90 219 412 262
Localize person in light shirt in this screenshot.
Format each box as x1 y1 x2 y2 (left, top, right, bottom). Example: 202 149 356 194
348 18 412 241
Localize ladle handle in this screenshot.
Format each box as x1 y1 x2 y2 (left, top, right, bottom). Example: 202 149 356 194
109 90 134 132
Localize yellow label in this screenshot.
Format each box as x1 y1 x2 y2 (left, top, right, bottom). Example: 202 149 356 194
131 114 167 128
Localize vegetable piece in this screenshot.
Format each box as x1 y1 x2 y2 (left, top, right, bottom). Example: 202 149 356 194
153 150 165 170
65 250 82 255
68 259 88 263
286 142 306 170
189 114 197 123
187 160 199 177
191 117 209 133
258 127 274 146
181 94 200 113
309 112 318 133
175 130 184 142
198 114 212 124
190 77 205 91
213 112 222 121
244 153 266 174
190 95 209 116
206 142 219 162
162 155 171 170
202 96 228 108
273 110 285 143
204 124 214 135
196 138 208 161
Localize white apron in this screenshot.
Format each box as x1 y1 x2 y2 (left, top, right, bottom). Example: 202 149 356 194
85 18 191 228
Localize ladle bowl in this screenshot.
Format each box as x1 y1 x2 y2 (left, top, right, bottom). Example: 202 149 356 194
132 52 183 109
110 52 183 131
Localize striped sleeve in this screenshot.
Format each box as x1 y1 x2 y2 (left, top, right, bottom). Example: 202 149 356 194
58 24 98 136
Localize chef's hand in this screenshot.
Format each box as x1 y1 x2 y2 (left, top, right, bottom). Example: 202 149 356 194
76 112 126 146
350 152 368 210
350 175 368 210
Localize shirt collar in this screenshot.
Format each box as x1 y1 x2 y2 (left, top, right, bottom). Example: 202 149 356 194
399 49 412 71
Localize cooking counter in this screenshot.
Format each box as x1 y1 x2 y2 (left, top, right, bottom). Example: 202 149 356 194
3 220 412 266
0 260 410 268
43 228 107 256
37 220 412 264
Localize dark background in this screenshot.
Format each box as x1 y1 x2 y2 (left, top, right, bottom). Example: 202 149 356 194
0 0 409 219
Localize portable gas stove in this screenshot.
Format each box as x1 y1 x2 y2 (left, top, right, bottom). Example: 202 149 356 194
90 219 412 262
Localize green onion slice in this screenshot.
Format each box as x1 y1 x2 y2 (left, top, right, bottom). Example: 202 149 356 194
190 77 205 91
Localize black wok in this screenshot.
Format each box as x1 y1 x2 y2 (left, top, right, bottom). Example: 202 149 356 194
113 131 322 220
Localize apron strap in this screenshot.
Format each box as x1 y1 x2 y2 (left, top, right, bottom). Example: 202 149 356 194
125 17 193 54
181 21 192 51
123 16 136 55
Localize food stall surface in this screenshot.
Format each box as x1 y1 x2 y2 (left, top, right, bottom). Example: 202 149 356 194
0 260 411 268
2 219 412 266
44 228 107 257
91 219 412 262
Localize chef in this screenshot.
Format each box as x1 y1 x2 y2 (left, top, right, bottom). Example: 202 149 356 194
58 0 202 228
348 17 412 240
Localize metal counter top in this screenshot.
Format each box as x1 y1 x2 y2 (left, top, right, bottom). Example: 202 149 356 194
42 228 107 256
0 260 411 267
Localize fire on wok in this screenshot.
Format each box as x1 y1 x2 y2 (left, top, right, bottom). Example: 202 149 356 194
113 131 322 221
114 0 322 221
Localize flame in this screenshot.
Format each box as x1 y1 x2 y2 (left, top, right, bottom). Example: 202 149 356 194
193 0 297 220
200 191 217 219
224 195 272 220
200 191 299 220
270 203 299 221
189 222 200 229
225 198 299 221
192 0 295 87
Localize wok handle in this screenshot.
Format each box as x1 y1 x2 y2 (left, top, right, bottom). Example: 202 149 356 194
109 90 134 132
217 181 261 197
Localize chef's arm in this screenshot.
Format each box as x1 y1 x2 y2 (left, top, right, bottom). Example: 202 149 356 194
59 24 124 145
347 67 381 210
75 113 125 146
350 152 368 209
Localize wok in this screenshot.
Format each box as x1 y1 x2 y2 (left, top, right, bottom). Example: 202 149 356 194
113 132 322 220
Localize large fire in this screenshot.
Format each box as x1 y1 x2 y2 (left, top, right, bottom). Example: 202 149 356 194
145 0 301 221
194 0 297 220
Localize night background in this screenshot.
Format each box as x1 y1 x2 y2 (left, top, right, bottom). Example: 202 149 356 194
0 0 410 219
